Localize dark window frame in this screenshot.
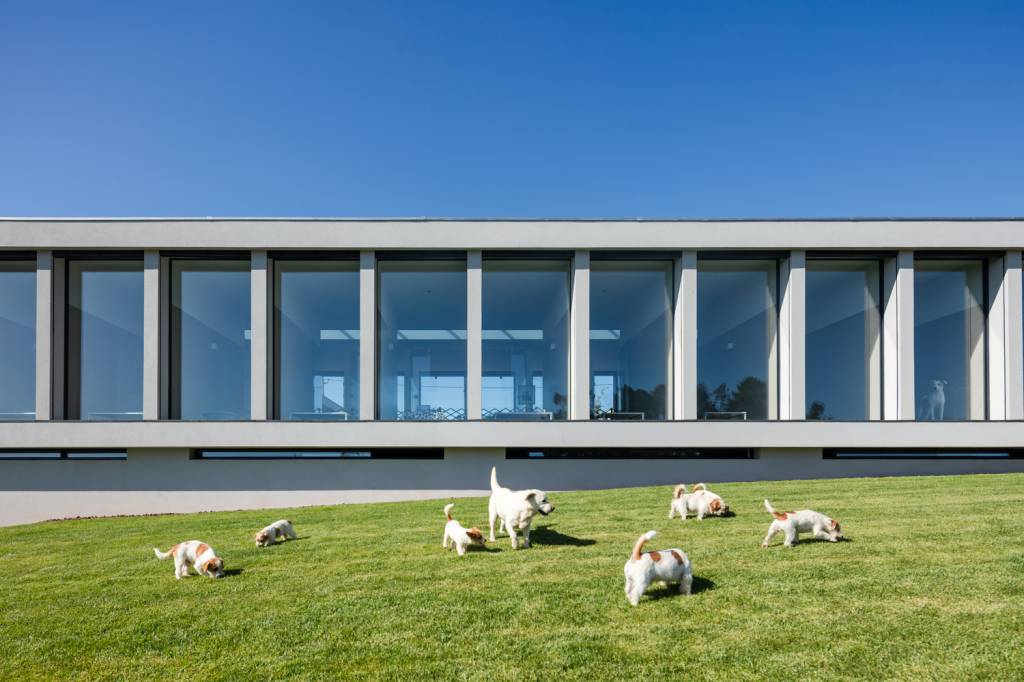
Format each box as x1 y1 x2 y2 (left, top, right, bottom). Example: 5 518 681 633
506 447 755 460
191 448 445 460
823 448 1022 460
0 449 128 461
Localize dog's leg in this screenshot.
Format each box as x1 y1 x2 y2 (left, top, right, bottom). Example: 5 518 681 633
668 503 675 519
442 528 450 549
488 508 498 542
456 541 466 557
508 522 519 549
680 573 693 595
522 521 532 548
627 579 646 606
696 503 706 521
761 521 781 548
783 525 798 547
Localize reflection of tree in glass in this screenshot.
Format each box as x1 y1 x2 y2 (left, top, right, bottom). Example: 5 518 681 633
698 376 768 420
806 400 833 420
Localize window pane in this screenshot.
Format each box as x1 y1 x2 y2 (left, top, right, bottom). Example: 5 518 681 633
67 260 144 420
483 259 570 420
590 260 672 420
0 262 35 420
697 260 777 420
914 260 985 420
275 260 359 420
378 260 466 420
171 260 251 420
806 260 880 420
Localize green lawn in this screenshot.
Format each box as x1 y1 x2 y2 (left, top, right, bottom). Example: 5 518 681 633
2 473 1023 681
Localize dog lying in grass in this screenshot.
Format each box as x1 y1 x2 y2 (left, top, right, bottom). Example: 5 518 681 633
761 500 843 548
153 540 225 579
255 519 297 547
441 503 486 556
668 483 730 520
623 530 692 606
488 466 554 549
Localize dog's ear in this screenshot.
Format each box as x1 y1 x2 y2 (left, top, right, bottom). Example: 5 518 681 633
525 491 536 501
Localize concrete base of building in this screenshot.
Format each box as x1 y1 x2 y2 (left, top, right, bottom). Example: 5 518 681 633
3 447 1024 527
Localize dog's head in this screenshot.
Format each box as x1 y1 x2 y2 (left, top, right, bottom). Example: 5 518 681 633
525 490 554 516
828 519 843 541
201 557 225 578
465 527 486 546
254 531 271 547
931 379 947 392
708 498 729 517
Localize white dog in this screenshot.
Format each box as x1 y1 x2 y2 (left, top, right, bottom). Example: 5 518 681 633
623 530 692 606
761 500 843 548
668 483 730 520
254 519 297 547
488 466 554 549
441 503 486 556
918 380 947 420
153 540 225 579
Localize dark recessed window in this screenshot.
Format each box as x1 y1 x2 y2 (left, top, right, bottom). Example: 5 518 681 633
507 448 753 460
0 450 126 460
0 260 36 420
194 448 444 460
824 449 1018 459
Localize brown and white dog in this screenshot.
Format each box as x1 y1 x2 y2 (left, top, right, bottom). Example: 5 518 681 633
668 483 730 520
255 519 297 547
441 503 486 556
153 540 225 579
623 530 692 606
761 499 843 548
488 466 554 549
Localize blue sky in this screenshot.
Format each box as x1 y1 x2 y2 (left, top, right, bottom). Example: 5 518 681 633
1 1 1021 218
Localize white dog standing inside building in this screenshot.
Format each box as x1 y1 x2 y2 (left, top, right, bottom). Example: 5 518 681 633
488 467 554 549
918 379 947 420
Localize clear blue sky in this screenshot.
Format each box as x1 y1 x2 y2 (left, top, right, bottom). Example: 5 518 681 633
1 1 1021 218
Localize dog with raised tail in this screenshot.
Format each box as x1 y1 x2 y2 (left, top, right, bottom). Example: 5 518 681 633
668 483 730 520
488 467 554 549
153 540 225 579
623 530 692 606
761 499 843 548
441 503 486 556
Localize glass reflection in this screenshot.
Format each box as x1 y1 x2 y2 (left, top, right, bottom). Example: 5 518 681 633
0 261 36 420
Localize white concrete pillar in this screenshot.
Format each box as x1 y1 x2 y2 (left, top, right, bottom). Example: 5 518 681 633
34 250 52 421
466 250 483 420
987 255 1007 420
570 250 590 420
1004 252 1024 420
883 251 915 419
359 251 376 420
674 251 697 420
250 250 268 420
142 251 161 420
779 250 806 420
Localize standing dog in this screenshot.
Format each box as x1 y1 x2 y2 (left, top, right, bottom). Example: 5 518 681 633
488 467 554 549
153 540 225 579
441 503 486 556
918 380 947 420
254 519 297 547
623 530 692 606
761 500 843 548
668 483 730 520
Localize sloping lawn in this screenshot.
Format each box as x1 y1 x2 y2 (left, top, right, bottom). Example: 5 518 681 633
2 473 1023 681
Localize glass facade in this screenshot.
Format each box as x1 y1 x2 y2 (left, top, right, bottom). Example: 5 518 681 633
274 259 360 420
914 259 986 421
0 261 36 420
66 259 144 420
590 259 672 420
171 259 251 420
697 259 777 420
378 259 467 420
482 258 570 420
805 260 881 420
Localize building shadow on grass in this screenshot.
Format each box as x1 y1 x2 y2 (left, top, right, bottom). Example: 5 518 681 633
529 525 597 547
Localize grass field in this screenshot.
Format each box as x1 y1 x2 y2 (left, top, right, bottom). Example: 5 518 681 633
2 473 1023 681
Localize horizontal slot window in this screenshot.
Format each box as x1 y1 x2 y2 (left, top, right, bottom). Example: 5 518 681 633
507 448 754 460
0 450 126 460
194 448 444 460
824 449 1020 460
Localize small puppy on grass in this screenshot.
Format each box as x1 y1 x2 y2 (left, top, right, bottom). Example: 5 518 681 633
441 503 486 556
761 499 843 548
153 540 225 579
668 483 730 520
623 530 692 606
488 466 554 549
254 519 297 547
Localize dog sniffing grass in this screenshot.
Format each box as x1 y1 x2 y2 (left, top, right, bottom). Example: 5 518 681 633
2 473 1023 680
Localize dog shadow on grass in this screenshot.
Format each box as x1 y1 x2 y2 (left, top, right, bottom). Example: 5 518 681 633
529 525 597 547
645 576 715 601
260 536 311 547
223 568 245 577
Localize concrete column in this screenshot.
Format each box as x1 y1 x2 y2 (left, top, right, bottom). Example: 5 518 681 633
466 250 483 420
674 251 698 419
359 251 376 420
250 251 268 420
779 250 806 420
883 251 915 420
35 250 52 421
987 255 1007 420
1004 252 1024 420
570 250 590 420
142 251 161 420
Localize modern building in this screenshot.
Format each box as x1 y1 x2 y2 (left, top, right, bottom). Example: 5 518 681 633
2 218 1024 527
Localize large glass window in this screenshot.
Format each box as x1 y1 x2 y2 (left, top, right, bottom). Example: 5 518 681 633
805 260 881 420
482 258 570 420
66 259 144 420
697 259 777 420
0 261 36 420
378 259 466 420
590 259 672 420
171 259 251 420
914 259 985 421
274 259 360 420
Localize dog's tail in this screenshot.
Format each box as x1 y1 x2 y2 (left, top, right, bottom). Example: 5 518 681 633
444 503 455 521
691 483 707 493
153 545 175 560
673 484 687 499
631 530 657 561
764 499 776 515
490 466 500 492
